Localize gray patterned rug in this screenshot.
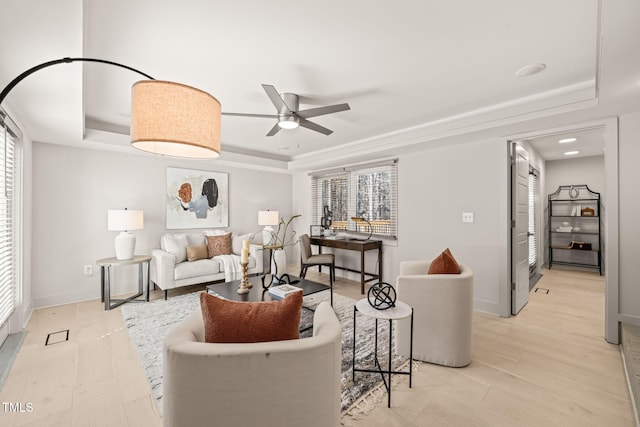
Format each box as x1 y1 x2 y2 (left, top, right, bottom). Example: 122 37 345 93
121 289 402 414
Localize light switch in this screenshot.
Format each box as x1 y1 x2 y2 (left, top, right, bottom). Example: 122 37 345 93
462 212 474 223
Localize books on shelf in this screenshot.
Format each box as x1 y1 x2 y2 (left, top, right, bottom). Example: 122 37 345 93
268 284 303 298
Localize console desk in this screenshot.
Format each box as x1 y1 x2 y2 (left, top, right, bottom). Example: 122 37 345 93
310 237 382 294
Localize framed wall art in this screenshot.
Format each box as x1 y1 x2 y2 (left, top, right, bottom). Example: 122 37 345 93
166 167 229 229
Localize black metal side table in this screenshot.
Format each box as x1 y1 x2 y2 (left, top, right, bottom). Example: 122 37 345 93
352 298 413 407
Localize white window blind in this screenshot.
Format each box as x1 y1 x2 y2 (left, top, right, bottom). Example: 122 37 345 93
0 113 17 326
528 169 538 270
310 159 398 239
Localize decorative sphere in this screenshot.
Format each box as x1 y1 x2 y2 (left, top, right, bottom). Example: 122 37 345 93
367 282 397 310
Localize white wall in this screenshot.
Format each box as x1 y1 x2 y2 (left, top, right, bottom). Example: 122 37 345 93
618 112 640 324
31 143 292 308
292 137 511 316
545 156 605 203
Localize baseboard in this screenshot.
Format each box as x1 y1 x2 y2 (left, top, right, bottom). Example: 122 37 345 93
620 314 640 327
33 289 99 310
0 331 26 390
620 345 640 427
473 299 501 316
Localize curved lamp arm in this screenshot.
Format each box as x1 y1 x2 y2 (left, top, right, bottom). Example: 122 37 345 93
0 57 154 105
351 216 373 240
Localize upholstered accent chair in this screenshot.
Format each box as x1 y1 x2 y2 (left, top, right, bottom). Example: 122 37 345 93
299 234 335 303
162 301 342 427
395 260 474 367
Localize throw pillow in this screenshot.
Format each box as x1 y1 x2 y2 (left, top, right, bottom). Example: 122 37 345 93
186 244 208 262
428 248 461 274
200 291 302 343
162 234 189 264
206 233 233 257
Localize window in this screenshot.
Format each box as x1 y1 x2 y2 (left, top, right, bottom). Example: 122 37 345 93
528 167 539 275
0 112 18 326
310 159 397 239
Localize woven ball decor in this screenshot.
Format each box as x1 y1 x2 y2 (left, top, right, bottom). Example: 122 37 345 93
367 282 396 310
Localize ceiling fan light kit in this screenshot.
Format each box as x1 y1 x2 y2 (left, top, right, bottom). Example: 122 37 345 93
278 115 299 129
222 84 351 137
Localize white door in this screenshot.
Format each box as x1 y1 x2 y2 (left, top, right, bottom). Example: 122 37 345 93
511 142 529 314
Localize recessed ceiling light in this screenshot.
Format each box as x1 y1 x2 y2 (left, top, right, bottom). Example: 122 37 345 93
564 151 580 156
516 63 546 77
559 137 577 143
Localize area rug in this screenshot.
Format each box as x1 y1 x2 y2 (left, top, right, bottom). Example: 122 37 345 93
121 289 403 414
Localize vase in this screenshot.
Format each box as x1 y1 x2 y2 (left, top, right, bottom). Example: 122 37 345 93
272 248 287 276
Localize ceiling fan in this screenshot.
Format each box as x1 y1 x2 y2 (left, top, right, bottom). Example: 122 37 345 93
222 84 350 136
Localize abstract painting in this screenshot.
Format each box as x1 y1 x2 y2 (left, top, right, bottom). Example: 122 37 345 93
166 167 229 229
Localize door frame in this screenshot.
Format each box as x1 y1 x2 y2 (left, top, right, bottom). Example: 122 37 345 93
504 117 619 344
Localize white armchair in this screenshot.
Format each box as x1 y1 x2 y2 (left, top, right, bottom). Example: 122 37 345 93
162 301 342 427
395 260 474 367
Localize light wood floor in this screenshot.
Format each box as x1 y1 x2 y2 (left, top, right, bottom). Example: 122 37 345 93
0 268 634 426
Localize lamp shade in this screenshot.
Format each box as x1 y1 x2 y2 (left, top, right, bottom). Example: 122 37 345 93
130 80 221 159
258 210 279 226
107 209 144 231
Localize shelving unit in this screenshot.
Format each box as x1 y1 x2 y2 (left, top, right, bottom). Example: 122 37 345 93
548 185 601 275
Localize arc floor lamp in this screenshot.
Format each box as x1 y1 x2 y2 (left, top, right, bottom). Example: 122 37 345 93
0 57 221 159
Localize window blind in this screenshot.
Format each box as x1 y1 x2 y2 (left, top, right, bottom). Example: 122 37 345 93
528 169 538 271
0 113 18 326
310 159 397 239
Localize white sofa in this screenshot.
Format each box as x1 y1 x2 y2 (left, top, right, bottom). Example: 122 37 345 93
162 301 342 427
150 231 264 299
395 260 474 367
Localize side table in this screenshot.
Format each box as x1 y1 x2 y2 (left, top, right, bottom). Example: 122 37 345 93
96 255 151 310
352 298 413 408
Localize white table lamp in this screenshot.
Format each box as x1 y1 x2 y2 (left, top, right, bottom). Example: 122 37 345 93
258 210 279 246
108 209 144 260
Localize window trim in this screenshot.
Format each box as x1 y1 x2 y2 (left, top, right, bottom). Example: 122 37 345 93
310 159 398 240
0 110 21 329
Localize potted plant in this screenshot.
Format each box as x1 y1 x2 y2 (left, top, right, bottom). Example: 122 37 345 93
264 214 300 276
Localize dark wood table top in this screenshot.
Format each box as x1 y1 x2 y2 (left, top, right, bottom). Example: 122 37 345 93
309 236 382 251
206 275 329 302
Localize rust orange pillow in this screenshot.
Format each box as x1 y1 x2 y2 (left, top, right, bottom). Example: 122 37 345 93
206 233 233 258
427 248 461 274
199 291 302 343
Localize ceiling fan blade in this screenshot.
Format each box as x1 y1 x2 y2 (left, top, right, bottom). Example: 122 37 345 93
299 118 333 135
296 103 350 119
222 112 279 118
262 84 292 113
266 122 281 137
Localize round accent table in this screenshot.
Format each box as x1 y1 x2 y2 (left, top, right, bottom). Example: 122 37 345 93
352 298 413 407
96 255 151 310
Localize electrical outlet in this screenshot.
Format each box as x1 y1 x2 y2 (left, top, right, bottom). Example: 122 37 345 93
84 265 93 276
462 212 474 223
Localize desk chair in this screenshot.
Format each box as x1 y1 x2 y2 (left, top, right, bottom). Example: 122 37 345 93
299 234 335 304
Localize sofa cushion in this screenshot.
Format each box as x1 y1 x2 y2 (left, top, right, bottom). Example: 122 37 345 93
186 244 209 262
200 291 302 343
428 248 460 274
206 233 233 257
204 229 228 237
174 258 221 280
161 234 189 264
232 233 252 254
185 233 206 246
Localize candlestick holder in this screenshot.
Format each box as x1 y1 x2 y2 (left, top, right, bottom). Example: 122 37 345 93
237 262 251 294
